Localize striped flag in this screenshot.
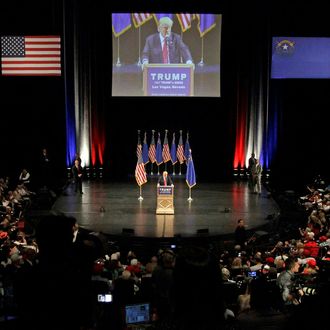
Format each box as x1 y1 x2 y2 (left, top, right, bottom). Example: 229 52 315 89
184 132 191 162
112 13 131 37
186 149 196 188
197 14 216 37
148 130 156 163
156 132 163 165
135 151 147 186
170 132 177 164
176 13 194 32
1 36 61 76
142 132 149 164
132 13 152 27
177 130 185 164
136 130 142 159
162 130 171 163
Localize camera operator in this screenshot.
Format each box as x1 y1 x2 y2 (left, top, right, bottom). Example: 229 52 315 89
276 257 303 307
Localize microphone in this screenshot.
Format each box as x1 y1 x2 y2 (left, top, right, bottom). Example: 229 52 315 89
165 36 169 46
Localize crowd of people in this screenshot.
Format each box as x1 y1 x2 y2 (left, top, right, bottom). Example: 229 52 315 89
1 164 330 329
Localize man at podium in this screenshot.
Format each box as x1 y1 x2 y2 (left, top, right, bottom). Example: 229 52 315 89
158 171 173 186
156 171 174 214
142 16 193 65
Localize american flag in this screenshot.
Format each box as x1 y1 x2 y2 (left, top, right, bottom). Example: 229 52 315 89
1 36 61 76
162 130 171 163
176 13 194 32
148 130 156 163
132 13 152 27
135 152 147 186
177 131 185 164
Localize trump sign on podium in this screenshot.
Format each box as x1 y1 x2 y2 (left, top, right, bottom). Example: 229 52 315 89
143 64 194 96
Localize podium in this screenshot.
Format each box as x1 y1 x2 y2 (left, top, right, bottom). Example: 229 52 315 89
143 64 194 96
156 185 174 214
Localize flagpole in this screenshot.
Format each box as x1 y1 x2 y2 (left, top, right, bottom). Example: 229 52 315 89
150 162 153 175
179 163 182 175
137 27 142 66
198 36 204 67
187 187 193 202
172 163 175 176
157 165 160 175
138 185 143 201
116 37 121 67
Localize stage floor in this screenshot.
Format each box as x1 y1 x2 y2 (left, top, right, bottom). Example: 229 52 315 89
52 179 280 238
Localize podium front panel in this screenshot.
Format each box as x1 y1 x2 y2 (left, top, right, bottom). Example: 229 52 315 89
156 185 174 214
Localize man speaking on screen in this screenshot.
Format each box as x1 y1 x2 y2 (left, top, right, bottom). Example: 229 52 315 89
142 16 193 67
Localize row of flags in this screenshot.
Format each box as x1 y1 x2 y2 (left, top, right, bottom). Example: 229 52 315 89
135 130 196 188
112 13 217 37
137 130 190 166
1 35 61 76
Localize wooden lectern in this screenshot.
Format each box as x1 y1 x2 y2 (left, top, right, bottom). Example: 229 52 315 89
156 185 174 214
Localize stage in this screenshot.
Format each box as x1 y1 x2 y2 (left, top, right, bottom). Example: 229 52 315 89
51 178 280 238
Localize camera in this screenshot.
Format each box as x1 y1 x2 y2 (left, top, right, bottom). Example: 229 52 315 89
247 271 257 278
170 244 176 249
97 294 112 303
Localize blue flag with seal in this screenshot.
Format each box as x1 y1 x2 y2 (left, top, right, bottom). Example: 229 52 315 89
170 132 177 164
156 132 163 165
186 149 196 188
112 14 131 37
184 132 190 162
142 132 149 164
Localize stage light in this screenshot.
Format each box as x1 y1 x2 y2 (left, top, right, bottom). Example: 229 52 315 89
86 167 90 178
233 168 239 177
93 168 97 178
98 167 103 179
66 167 71 178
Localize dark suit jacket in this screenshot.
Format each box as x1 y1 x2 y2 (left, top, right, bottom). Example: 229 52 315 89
142 32 193 64
158 175 173 186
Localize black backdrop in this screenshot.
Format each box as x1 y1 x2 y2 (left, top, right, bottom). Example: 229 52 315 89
1 0 329 190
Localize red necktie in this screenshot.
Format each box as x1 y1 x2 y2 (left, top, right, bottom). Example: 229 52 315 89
163 176 167 186
162 40 168 64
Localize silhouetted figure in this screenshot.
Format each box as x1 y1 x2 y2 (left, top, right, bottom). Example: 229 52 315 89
14 214 94 330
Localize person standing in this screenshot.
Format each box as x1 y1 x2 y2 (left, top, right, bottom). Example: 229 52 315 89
235 219 247 249
158 171 173 186
142 16 193 66
40 148 51 188
247 152 256 190
72 159 83 194
253 159 263 195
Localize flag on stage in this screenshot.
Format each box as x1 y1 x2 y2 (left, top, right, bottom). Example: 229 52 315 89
186 149 196 188
170 132 177 164
197 14 216 37
162 130 171 163
112 13 131 37
184 132 191 162
136 130 142 159
132 13 152 27
177 130 185 164
156 132 163 165
176 13 194 32
148 130 156 163
1 36 61 76
135 151 147 186
142 132 149 164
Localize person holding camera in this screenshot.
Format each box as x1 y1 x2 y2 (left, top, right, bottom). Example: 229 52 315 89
276 257 303 307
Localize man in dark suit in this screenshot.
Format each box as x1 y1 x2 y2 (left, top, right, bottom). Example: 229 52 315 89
158 171 173 186
142 16 193 66
72 159 83 194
